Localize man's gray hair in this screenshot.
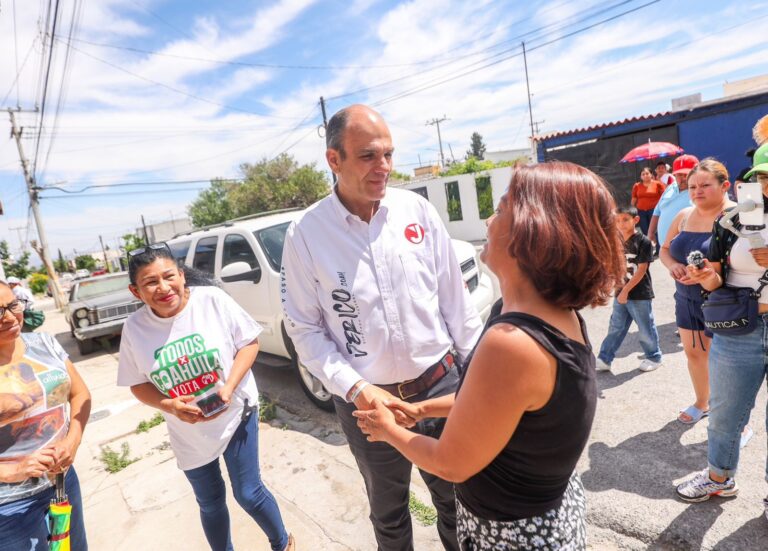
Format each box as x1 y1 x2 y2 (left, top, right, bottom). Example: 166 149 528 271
326 107 350 159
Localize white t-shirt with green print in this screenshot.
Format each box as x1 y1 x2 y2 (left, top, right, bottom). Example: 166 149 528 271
117 286 262 470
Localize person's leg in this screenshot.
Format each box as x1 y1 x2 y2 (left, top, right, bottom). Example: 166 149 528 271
223 411 289 551
335 397 415 551
597 298 633 364
183 457 233 551
0 490 51 551
678 328 711 420
65 467 88 551
413 367 461 551
707 327 766 481
626 300 662 363
638 210 651 235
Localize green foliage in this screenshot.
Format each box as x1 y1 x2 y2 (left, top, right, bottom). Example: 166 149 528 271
466 131 487 160
136 412 165 433
53 249 69 273
445 181 463 221
187 179 237 228
475 176 494 219
259 394 278 422
187 154 330 227
28 273 48 294
409 492 437 526
100 442 138 473
121 233 146 254
389 169 411 181
75 255 97 271
442 157 508 176
0 240 32 279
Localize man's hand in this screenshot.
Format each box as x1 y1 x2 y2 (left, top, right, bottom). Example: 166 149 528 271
751 247 768 268
353 399 398 443
164 395 203 424
354 385 415 427
384 398 423 428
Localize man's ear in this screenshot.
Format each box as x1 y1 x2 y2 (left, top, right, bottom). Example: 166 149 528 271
633 216 640 225
326 149 341 175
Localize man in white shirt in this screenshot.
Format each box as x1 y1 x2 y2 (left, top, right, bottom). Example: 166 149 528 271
6 276 34 310
281 104 482 551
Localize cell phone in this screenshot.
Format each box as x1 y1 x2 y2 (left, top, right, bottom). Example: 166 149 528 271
196 391 229 418
736 181 765 228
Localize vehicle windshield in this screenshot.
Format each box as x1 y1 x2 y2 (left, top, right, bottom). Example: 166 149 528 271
74 274 130 300
254 222 290 272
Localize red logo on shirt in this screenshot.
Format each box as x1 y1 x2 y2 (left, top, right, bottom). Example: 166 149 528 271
404 223 425 244
178 355 189 366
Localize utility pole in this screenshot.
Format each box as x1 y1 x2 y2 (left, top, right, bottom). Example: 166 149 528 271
426 116 448 169
522 42 538 163
141 215 150 245
319 96 336 184
9 226 25 252
98 235 111 273
8 109 65 308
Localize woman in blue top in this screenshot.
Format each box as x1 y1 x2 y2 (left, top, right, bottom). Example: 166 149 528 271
660 159 733 424
0 281 91 550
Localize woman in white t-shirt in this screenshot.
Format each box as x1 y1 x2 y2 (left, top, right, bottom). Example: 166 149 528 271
117 244 293 551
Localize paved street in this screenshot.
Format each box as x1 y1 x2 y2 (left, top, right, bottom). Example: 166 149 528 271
45 260 767 550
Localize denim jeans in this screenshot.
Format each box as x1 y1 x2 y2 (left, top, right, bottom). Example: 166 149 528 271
0 468 87 551
597 298 662 364
707 315 768 479
183 410 288 551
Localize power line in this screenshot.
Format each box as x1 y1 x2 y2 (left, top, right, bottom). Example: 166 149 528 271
41 178 232 193
12 0 20 106
60 39 310 120
0 36 38 107
32 0 62 177
371 0 661 107
40 186 207 199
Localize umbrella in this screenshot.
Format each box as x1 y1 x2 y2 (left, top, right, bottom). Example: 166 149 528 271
48 473 71 551
620 141 684 163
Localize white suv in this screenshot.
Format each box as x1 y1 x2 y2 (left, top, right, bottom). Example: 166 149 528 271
167 208 494 411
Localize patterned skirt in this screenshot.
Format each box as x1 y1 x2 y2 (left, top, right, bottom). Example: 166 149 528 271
456 472 587 550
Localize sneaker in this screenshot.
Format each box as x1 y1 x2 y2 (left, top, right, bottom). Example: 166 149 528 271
676 469 738 503
763 496 768 521
595 358 612 372
639 359 662 372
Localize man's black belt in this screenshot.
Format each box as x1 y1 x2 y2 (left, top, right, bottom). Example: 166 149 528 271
377 352 455 400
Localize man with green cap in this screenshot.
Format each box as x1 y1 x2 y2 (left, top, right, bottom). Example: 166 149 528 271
745 142 768 184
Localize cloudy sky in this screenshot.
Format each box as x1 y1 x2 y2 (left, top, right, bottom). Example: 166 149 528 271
0 0 766 258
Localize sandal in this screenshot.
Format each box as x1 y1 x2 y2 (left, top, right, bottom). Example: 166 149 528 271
678 405 709 425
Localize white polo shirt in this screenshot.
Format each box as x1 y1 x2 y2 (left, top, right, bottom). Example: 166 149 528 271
281 186 482 399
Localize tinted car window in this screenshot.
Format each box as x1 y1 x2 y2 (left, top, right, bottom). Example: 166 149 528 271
169 240 191 261
222 234 259 270
254 222 290 272
192 236 218 274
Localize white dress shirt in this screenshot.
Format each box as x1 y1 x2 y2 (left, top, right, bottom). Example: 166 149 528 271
281 187 482 399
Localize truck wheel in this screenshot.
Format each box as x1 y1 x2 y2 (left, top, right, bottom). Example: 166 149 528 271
292 353 335 412
77 338 95 356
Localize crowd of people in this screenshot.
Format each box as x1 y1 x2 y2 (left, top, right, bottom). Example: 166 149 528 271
1 105 768 550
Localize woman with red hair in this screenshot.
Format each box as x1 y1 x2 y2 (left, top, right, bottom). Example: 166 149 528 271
355 162 625 550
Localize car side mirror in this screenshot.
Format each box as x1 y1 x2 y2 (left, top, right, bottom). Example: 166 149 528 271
221 261 261 284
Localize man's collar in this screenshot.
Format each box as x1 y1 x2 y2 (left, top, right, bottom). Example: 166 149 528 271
330 186 389 229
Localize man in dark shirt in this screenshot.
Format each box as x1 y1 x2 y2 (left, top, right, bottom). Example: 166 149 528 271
596 206 663 373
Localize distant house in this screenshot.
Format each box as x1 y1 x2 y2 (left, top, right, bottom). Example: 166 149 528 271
536 80 768 205
392 166 512 242
137 217 193 244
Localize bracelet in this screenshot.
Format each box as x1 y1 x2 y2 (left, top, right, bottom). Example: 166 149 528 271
349 381 369 403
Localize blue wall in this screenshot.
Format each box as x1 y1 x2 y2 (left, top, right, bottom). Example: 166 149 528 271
678 103 767 180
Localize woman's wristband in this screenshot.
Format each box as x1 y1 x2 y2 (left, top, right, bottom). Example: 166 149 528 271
348 381 369 403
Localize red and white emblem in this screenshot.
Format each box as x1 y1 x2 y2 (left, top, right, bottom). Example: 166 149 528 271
404 223 425 244
178 355 189 366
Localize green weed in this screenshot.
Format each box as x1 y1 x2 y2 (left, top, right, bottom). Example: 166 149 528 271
259 395 277 422
409 491 437 526
100 442 138 473
136 412 165 433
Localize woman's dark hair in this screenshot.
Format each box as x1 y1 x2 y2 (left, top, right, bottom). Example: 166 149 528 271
128 244 217 287
504 162 625 309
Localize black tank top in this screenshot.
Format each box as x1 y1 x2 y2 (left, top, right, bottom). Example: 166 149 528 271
455 301 597 521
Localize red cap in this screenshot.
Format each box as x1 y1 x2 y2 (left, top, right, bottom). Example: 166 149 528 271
672 154 699 175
